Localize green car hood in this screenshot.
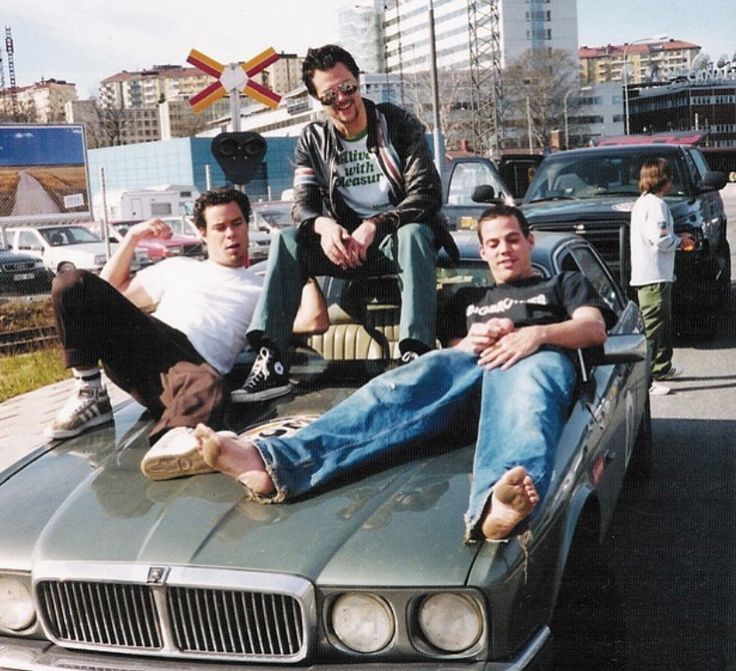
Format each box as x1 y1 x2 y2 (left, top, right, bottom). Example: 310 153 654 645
0 394 483 588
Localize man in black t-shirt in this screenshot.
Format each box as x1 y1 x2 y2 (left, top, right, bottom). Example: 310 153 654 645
190 204 615 542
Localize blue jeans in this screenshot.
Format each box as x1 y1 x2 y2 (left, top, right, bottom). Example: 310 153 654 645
250 348 576 541
247 224 437 354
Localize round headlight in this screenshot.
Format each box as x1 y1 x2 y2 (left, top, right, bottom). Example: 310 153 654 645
331 593 394 653
0 577 35 631
418 592 482 653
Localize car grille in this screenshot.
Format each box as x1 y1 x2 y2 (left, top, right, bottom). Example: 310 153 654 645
36 572 310 662
531 220 627 277
2 260 36 272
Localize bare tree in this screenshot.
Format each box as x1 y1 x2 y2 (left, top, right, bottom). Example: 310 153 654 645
0 96 37 123
402 67 475 151
501 49 583 150
87 98 132 147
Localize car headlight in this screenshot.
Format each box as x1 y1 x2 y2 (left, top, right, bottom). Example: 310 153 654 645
331 593 394 653
0 576 35 631
33 260 45 269
165 246 183 256
418 592 483 653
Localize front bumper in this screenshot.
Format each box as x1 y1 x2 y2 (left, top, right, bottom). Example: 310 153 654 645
0 628 550 671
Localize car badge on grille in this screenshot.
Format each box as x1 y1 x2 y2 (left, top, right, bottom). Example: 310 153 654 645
575 224 586 234
147 566 170 584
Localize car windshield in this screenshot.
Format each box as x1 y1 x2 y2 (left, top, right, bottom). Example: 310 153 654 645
40 226 102 245
252 206 293 231
525 150 688 202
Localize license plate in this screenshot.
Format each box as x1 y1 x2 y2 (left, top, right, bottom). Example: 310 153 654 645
13 272 34 281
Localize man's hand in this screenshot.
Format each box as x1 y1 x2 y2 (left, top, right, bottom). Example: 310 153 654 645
314 217 376 269
126 218 173 242
454 318 514 355
477 325 544 370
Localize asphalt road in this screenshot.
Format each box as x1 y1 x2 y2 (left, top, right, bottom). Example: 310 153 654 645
593 185 736 670
10 170 60 216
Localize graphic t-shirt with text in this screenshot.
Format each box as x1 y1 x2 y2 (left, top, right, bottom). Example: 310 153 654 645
335 132 391 219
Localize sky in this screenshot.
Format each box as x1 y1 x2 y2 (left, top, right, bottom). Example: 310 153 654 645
0 126 85 165
3 0 736 99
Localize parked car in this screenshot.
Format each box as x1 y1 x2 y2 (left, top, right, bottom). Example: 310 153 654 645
0 231 649 670
5 224 149 275
0 244 53 294
108 220 205 262
249 201 295 263
520 143 729 317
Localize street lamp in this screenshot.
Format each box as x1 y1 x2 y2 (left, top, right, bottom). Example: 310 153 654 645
623 34 668 134
564 86 592 150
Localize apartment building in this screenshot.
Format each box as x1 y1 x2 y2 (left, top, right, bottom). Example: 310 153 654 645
0 78 77 122
579 39 701 85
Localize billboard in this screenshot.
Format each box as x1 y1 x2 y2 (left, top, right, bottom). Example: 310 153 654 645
0 124 91 223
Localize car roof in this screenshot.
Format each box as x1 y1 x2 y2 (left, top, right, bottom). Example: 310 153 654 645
546 143 684 160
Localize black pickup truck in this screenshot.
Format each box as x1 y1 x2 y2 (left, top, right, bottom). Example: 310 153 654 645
442 144 729 324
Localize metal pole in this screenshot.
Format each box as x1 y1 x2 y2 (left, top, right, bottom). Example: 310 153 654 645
564 90 571 150
623 46 630 135
428 1 443 179
526 97 533 152
205 164 212 191
99 166 112 260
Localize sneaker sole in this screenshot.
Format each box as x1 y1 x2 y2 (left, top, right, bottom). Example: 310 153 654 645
44 410 114 440
141 430 238 481
141 450 213 481
230 384 292 403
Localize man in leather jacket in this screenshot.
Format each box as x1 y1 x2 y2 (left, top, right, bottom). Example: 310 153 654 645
233 44 455 403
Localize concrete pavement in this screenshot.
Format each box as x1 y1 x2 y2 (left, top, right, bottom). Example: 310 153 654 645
0 375 130 472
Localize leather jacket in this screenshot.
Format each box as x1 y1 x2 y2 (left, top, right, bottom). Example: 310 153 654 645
291 98 457 261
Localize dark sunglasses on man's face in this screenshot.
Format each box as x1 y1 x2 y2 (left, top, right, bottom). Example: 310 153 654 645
318 82 359 107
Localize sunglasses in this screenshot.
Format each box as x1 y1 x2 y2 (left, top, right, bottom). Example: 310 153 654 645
317 82 359 107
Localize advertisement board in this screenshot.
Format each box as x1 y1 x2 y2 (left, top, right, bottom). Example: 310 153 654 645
0 124 91 223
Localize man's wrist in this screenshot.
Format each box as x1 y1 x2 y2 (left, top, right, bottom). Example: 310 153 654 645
368 211 400 233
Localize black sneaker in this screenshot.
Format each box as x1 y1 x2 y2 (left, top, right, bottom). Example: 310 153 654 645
231 347 292 403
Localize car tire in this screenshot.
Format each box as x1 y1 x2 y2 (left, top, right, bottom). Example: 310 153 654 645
57 262 76 274
541 517 626 670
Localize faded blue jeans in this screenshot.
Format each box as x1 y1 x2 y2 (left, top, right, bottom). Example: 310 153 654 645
247 224 437 355
248 348 577 541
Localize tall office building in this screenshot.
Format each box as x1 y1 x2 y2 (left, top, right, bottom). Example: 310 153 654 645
383 0 578 75
338 1 386 72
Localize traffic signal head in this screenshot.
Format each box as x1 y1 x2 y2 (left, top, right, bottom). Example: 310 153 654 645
210 132 267 185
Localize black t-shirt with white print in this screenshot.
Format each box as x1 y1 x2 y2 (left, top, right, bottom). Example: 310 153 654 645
443 271 617 350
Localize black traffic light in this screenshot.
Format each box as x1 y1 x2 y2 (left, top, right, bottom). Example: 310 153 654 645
210 132 267 185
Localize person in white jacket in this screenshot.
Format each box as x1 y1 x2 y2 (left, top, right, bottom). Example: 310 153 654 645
629 158 695 395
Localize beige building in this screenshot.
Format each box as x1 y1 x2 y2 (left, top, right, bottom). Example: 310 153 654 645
579 39 701 85
0 78 77 122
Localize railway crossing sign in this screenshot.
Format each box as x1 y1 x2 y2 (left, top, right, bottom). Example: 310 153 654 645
186 47 283 130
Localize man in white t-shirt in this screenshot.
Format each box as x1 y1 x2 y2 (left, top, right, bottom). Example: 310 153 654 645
45 188 262 457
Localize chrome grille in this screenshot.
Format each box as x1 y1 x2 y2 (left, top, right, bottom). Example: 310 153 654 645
168 586 304 656
37 580 162 649
35 570 311 663
2 260 36 272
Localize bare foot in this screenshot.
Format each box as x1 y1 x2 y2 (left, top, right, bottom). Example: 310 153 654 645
480 466 539 540
194 424 275 495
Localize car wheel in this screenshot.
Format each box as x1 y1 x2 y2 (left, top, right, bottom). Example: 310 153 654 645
57 262 76 274
541 519 626 670
627 395 652 481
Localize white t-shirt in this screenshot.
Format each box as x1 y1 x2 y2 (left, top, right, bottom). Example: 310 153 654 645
335 133 392 218
629 192 680 286
136 257 262 374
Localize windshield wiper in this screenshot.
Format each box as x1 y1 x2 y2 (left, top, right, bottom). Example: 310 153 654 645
528 195 579 202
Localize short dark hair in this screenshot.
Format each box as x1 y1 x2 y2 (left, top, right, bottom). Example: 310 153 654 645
302 44 360 97
192 188 251 232
476 203 531 242
639 157 672 194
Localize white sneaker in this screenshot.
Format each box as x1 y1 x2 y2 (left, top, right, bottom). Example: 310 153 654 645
45 386 113 440
649 382 671 396
140 427 237 481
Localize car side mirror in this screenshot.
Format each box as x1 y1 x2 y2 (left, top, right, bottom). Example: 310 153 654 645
595 333 647 365
700 170 727 192
471 185 496 203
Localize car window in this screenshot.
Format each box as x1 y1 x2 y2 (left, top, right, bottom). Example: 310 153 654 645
18 230 40 249
447 162 506 205
527 151 688 201
41 226 101 245
557 246 624 316
688 148 712 176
